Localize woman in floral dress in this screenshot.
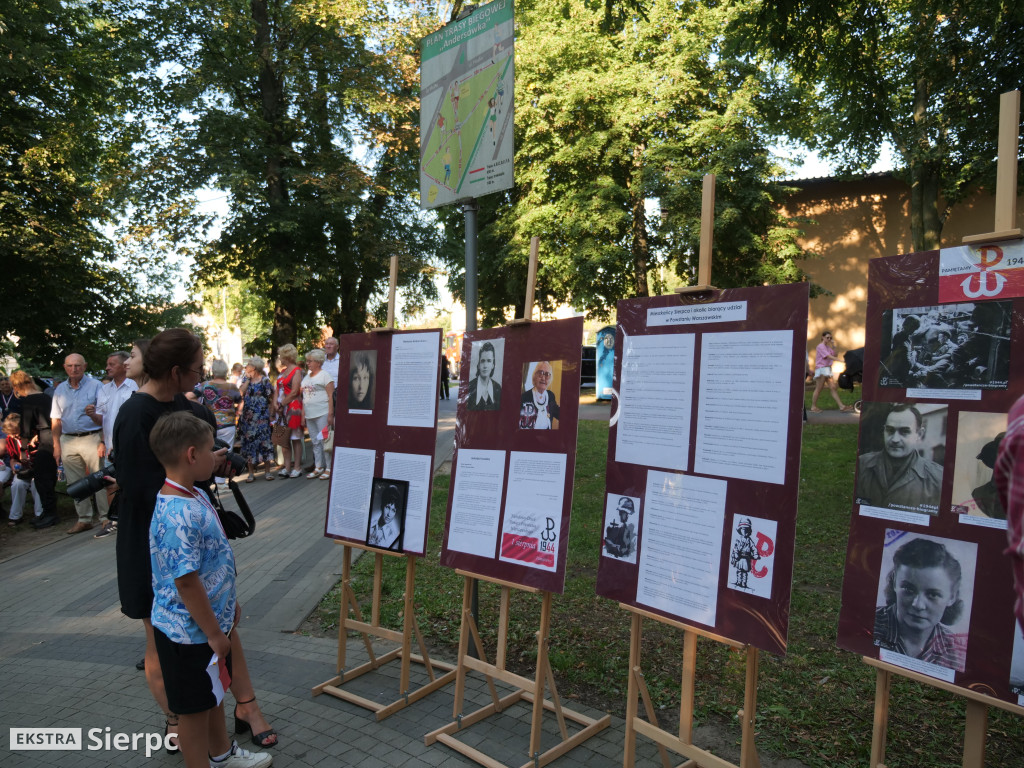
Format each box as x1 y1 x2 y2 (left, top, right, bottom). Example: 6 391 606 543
238 356 275 481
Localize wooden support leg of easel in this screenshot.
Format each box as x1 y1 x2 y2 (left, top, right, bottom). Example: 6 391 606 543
739 647 761 768
529 592 552 759
962 700 987 768
624 613 641 768
337 546 352 672
680 631 696 745
400 556 415 696
453 575 473 718
870 666 890 768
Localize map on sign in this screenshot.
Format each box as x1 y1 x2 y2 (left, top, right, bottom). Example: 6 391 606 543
420 0 514 210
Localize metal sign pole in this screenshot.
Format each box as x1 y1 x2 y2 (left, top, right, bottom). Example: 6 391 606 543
464 199 479 333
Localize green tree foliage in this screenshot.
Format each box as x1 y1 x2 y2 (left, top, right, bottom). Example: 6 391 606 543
737 0 1024 251
0 0 196 371
438 0 809 322
134 0 440 347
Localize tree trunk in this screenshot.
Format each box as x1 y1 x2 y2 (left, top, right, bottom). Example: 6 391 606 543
908 75 942 252
253 0 295 343
272 302 296 351
629 142 649 296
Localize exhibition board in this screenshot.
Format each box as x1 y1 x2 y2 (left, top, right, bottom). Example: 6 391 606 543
837 242 1024 706
323 329 441 555
597 283 810 655
439 316 584 593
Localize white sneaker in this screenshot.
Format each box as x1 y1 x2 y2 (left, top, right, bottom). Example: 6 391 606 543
210 740 272 768
288 469 302 478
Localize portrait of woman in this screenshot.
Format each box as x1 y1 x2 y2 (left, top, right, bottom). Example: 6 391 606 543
366 481 405 551
467 339 503 411
348 351 377 412
519 360 560 430
873 533 976 672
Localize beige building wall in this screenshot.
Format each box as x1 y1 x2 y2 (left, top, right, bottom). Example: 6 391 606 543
785 174 1024 371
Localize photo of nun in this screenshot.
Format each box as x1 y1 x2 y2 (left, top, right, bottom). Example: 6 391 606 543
873 536 972 672
348 351 376 412
467 341 502 411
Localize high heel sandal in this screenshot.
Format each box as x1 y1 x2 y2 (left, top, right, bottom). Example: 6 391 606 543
165 716 179 754
233 697 278 748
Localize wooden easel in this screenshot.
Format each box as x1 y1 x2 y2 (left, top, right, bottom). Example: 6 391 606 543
865 657 1024 768
424 571 611 767
622 605 761 768
311 543 457 719
312 255 457 718
864 88 1023 768
624 173 762 768
675 173 718 294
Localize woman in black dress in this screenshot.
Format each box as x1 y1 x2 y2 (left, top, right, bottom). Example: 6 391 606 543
113 329 278 749
8 371 58 529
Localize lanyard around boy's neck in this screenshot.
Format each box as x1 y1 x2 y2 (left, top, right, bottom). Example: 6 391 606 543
163 479 216 516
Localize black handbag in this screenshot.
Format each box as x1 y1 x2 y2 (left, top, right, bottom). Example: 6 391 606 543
209 479 256 540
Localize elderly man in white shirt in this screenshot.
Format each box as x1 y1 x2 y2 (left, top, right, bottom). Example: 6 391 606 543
322 337 340 389
88 351 138 538
51 353 107 534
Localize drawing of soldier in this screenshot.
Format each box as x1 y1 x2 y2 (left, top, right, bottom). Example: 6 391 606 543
731 518 759 589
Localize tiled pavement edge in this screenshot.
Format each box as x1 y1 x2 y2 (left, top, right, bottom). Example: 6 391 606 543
1 396 806 768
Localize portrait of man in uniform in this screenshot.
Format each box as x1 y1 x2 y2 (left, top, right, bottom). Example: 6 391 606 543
856 403 945 514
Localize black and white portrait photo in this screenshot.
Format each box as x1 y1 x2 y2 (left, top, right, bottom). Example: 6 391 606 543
878 301 1011 390
873 530 977 673
950 411 1007 521
365 478 408 552
348 350 377 413
467 338 504 411
519 361 562 430
855 402 947 515
602 494 639 563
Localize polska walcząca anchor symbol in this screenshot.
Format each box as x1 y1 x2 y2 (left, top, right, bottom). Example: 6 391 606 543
961 246 1007 298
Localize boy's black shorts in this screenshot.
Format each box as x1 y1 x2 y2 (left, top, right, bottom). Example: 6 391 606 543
153 627 233 715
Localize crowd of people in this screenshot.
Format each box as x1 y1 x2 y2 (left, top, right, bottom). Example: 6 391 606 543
0 336 343 535
0 329 355 765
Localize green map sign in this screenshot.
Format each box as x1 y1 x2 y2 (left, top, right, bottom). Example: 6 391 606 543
419 1 514 210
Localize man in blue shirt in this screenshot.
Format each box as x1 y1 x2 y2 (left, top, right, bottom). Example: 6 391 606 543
51 353 108 534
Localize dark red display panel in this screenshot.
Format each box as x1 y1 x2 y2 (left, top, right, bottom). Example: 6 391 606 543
596 284 809 655
440 317 584 593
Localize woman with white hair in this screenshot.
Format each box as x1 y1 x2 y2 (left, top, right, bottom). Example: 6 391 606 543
193 359 242 450
301 348 335 479
238 356 275 482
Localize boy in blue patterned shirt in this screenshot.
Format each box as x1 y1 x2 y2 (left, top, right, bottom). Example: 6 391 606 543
149 412 271 768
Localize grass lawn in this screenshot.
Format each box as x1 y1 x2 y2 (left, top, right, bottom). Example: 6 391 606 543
307 420 1024 768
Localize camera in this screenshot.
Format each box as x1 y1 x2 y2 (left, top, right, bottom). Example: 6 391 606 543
67 466 116 502
213 439 247 477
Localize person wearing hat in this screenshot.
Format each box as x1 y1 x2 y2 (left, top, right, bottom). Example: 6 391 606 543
604 497 636 558
368 484 401 550
731 518 759 589
969 432 1006 519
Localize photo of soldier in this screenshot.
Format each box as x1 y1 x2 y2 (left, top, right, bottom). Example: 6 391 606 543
950 411 1008 521
855 402 946 515
601 494 639 563
878 301 1011 390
